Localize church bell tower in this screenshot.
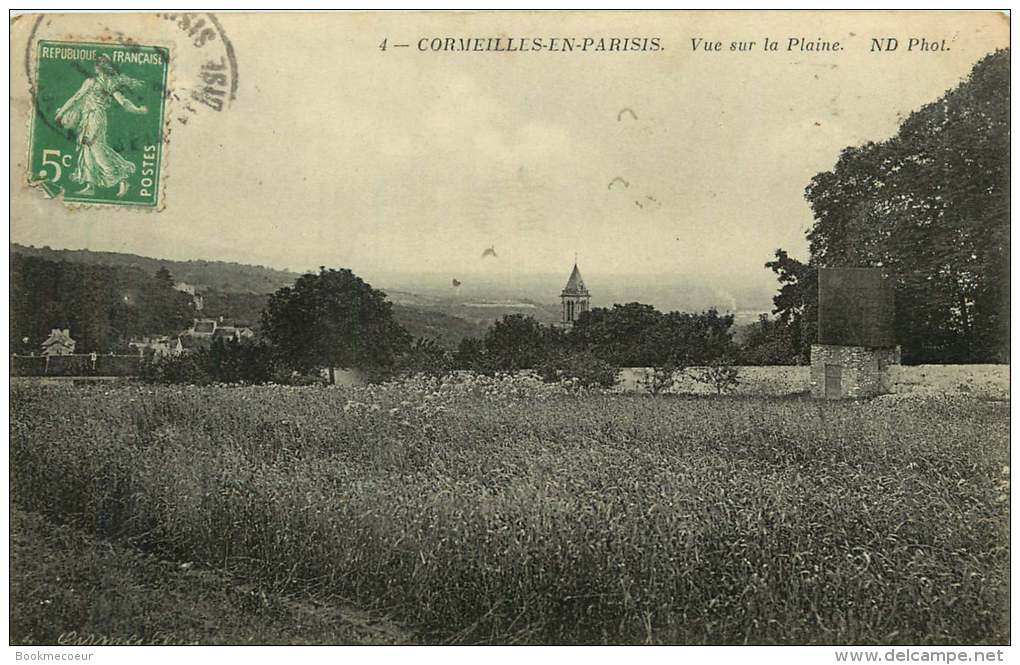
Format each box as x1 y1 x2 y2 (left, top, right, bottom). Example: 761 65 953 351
560 262 591 326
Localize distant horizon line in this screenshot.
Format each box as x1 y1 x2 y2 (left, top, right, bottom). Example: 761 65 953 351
9 243 787 281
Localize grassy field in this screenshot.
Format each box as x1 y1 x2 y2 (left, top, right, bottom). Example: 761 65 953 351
10 376 1010 645
9 510 411 645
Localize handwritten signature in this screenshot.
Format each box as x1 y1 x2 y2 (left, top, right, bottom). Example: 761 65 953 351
58 630 199 646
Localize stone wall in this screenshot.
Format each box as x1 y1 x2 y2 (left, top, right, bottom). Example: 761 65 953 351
616 366 808 396
890 364 1010 400
809 345 900 399
616 364 1007 399
11 354 143 377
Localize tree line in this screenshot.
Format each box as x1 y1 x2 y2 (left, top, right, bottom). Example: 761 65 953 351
10 254 195 354
757 49 1009 364
140 266 745 386
451 304 738 374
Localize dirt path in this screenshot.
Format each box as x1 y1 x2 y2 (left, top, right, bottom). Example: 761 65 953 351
10 509 415 645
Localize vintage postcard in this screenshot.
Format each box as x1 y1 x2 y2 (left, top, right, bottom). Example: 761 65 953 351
7 10 1010 660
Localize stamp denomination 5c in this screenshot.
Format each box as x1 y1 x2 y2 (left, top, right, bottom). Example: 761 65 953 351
29 40 169 208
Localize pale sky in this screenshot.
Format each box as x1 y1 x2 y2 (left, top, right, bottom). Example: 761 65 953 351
10 11 1009 287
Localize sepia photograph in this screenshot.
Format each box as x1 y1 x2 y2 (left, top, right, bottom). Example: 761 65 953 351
6 8 1011 659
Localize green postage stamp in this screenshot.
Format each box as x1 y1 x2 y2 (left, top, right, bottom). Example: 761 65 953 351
29 40 169 208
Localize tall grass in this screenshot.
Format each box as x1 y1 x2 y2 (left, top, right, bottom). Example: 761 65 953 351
10 378 1009 644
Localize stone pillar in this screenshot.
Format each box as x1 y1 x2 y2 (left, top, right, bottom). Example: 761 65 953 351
810 344 901 399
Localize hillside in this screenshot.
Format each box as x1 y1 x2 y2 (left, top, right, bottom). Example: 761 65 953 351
384 289 562 327
10 245 493 350
200 289 489 349
11 244 299 294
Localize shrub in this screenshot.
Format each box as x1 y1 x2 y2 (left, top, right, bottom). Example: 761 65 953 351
539 350 619 388
691 359 741 394
140 338 276 385
640 362 682 394
140 352 213 385
394 338 454 379
452 337 493 375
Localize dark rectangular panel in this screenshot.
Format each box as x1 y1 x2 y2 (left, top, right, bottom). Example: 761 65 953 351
817 268 896 347
824 364 842 398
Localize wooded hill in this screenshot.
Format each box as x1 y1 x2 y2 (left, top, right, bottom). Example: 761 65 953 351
11 244 298 294
10 252 195 353
10 246 488 352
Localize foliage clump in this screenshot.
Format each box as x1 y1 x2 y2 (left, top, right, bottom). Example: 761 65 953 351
538 350 619 389
769 49 1009 365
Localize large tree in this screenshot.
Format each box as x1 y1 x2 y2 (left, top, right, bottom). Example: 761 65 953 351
261 268 410 383
781 49 1008 363
763 249 817 364
483 314 547 371
653 308 736 366
570 303 735 367
737 313 799 366
570 303 663 366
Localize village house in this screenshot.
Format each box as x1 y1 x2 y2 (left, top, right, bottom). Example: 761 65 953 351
128 335 183 358
41 328 76 356
178 317 256 350
119 318 262 358
188 318 218 337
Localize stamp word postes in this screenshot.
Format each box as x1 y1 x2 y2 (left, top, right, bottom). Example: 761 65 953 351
30 40 169 208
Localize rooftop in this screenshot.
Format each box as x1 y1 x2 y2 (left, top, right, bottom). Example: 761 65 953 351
561 263 589 296
193 320 216 334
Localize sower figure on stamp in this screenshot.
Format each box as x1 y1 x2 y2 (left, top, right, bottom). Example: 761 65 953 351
54 54 148 198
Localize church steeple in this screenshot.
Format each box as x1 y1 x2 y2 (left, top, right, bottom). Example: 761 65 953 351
560 262 591 326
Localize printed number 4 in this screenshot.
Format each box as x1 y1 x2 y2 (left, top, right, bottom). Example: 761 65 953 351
40 149 72 182
379 38 387 51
